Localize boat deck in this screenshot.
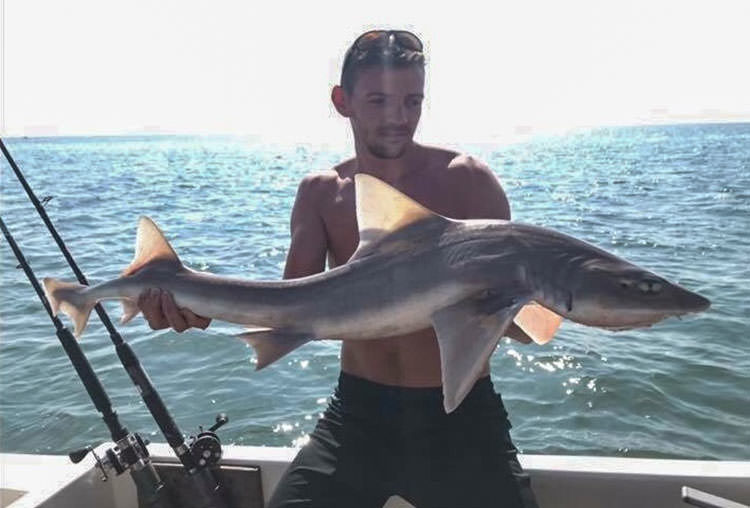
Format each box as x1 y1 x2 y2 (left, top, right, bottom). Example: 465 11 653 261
2 443 749 507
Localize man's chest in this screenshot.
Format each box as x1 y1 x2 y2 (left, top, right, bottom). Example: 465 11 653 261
320 176 465 266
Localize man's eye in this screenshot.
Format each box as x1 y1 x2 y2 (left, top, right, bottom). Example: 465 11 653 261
369 99 385 105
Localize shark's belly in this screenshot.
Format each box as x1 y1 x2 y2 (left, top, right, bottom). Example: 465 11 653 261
310 281 464 340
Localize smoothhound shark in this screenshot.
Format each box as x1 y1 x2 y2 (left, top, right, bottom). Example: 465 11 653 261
43 174 710 412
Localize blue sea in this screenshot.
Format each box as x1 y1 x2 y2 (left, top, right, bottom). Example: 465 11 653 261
1 123 748 460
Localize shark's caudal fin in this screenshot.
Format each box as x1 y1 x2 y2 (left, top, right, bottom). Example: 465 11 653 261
42 278 95 338
45 217 182 336
237 329 312 370
122 216 183 277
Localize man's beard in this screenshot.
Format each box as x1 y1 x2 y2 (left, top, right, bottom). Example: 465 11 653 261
367 133 412 159
367 142 408 159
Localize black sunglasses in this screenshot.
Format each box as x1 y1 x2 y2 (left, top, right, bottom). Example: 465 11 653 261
342 30 423 73
350 30 423 53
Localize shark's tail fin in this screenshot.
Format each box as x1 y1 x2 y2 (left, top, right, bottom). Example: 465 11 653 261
42 278 94 338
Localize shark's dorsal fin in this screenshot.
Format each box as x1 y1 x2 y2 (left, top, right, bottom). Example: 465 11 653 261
351 173 446 261
123 216 182 276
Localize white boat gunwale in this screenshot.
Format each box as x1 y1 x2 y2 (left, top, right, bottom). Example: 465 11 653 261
1 442 749 508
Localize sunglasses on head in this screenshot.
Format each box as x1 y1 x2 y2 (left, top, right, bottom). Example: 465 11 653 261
350 30 423 53
342 30 423 73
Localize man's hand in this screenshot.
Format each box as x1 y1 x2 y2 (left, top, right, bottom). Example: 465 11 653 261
137 288 211 332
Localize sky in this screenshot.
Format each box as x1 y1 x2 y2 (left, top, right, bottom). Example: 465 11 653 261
2 0 749 145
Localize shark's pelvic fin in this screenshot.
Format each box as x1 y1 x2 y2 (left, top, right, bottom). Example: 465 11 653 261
431 290 532 413
513 303 564 345
237 328 312 370
123 216 182 276
120 298 141 324
351 174 449 260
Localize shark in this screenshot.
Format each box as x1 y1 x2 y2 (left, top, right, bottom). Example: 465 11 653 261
43 174 711 412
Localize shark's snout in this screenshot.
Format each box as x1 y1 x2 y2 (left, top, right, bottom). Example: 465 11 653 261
563 261 712 330
676 288 711 314
618 272 710 313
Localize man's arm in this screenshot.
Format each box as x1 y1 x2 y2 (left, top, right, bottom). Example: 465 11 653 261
283 174 329 279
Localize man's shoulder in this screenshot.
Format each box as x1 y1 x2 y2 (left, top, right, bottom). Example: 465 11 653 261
445 152 493 178
420 145 496 184
420 145 509 219
297 160 352 193
293 160 357 214
298 169 336 187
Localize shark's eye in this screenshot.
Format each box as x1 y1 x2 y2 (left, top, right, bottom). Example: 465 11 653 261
638 279 664 294
619 279 632 289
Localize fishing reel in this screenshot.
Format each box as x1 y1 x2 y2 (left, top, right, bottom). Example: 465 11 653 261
187 413 228 468
69 432 151 481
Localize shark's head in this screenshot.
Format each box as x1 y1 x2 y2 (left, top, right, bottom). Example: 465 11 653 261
563 256 711 330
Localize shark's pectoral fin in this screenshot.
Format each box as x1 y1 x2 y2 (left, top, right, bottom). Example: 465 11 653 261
431 291 531 413
513 303 563 345
505 322 533 344
236 328 312 370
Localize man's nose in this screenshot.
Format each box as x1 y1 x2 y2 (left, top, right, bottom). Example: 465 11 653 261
385 104 407 123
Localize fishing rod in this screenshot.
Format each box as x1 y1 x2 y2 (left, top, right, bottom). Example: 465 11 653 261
1 138 230 508
0 216 174 508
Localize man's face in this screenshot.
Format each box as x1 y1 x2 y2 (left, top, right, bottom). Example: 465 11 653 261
344 66 425 159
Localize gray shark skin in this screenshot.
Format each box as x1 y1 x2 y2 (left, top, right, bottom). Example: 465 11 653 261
43 174 710 412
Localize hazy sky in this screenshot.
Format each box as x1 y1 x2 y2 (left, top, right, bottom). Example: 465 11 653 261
2 0 749 144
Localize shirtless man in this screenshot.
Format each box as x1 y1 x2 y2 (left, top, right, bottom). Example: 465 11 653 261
139 30 538 507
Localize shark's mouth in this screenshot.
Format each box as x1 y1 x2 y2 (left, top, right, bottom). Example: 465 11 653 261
601 322 657 332
597 310 699 331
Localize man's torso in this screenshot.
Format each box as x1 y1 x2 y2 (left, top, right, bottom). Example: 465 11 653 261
310 144 489 387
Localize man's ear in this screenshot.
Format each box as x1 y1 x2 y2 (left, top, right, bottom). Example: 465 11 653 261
331 85 351 117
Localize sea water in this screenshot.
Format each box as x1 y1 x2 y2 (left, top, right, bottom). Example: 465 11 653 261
1 123 748 459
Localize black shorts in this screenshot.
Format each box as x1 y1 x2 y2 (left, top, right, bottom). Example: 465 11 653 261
267 372 539 508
